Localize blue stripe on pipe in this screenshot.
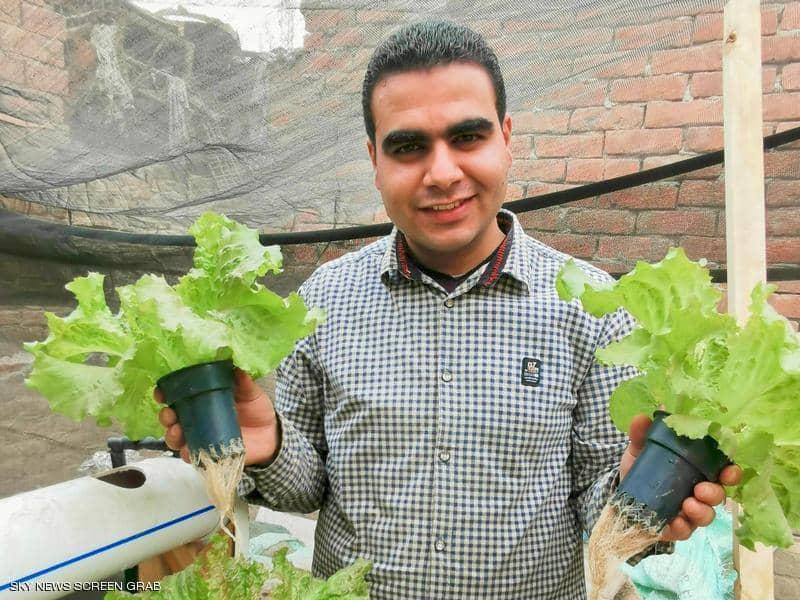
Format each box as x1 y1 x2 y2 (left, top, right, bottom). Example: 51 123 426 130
0 504 216 591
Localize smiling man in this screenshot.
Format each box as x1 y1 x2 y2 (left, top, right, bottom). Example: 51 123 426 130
159 19 739 599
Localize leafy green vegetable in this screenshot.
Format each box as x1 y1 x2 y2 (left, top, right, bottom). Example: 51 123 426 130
556 248 800 549
25 212 324 439
104 533 371 600
269 546 371 600
106 533 268 600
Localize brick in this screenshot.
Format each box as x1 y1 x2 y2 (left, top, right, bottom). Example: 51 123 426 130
329 27 364 47
610 75 687 102
691 67 776 97
517 207 561 231
693 12 723 43
539 28 613 52
679 179 724 206
25 60 68 95
604 159 640 179
566 159 604 183
564 209 635 234
574 52 648 79
765 150 800 178
597 236 672 262
762 5 781 36
534 232 596 258
768 237 800 264
767 179 800 207
534 134 603 158
764 93 800 121
637 210 717 235
679 235 727 264
598 185 679 209
304 9 352 32
652 44 723 74
782 4 800 30
767 207 800 236
0 49 26 86
763 36 800 64
303 31 323 50
503 17 561 33
643 156 723 179
512 110 570 134
783 63 800 90
20 2 64 40
771 293 800 319
539 81 607 109
0 0 20 25
505 183 525 201
355 10 407 24
614 20 692 50
645 99 722 127
510 136 532 159
569 105 643 131
606 128 682 155
525 182 578 198
509 159 565 182
11 30 64 68
685 126 724 152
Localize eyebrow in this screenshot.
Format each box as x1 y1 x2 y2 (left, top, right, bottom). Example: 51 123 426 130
381 117 494 154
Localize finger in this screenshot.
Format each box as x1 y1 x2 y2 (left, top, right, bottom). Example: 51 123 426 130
661 515 692 542
179 446 190 464
683 496 716 528
694 481 726 506
158 406 177 428
164 423 185 450
719 464 743 487
627 414 653 458
234 368 264 404
154 387 165 404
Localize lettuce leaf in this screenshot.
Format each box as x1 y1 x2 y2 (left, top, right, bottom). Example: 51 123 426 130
24 212 324 439
104 533 371 600
556 247 800 549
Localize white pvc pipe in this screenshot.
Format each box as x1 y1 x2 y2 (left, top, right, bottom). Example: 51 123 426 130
0 457 219 599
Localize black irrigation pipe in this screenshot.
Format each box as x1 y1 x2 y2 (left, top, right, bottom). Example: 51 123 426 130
1 126 799 282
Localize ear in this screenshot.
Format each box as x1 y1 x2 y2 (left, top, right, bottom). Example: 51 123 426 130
367 139 381 190
501 113 513 161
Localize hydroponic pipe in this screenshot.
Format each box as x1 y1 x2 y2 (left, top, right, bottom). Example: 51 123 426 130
0 458 219 599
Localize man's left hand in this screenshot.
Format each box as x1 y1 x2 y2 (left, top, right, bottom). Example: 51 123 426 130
620 414 743 542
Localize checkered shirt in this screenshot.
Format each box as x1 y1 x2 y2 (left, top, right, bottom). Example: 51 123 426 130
240 209 638 599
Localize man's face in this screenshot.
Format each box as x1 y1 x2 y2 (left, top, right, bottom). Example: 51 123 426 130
367 62 512 274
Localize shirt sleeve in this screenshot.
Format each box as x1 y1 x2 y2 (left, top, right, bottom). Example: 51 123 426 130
238 332 329 514
569 307 638 535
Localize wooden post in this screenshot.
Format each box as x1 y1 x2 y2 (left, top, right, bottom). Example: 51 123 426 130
722 1 774 598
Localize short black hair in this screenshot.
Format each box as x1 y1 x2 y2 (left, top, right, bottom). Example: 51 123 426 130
362 20 506 144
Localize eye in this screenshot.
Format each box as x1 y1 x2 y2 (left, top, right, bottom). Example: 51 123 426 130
453 133 481 144
393 142 424 155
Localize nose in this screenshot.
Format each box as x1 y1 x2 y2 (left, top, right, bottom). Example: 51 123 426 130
422 141 463 190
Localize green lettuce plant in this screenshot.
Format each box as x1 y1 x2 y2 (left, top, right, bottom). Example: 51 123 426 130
105 532 372 599
556 248 800 549
24 212 324 440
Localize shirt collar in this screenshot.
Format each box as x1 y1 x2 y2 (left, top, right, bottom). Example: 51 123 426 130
380 208 530 290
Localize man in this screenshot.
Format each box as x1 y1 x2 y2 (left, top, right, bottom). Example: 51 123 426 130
159 20 740 598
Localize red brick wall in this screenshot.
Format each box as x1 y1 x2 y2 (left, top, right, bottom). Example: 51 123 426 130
293 2 800 326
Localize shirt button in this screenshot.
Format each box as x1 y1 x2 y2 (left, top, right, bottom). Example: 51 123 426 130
438 450 450 463
441 370 452 382
444 298 454 308
434 538 446 552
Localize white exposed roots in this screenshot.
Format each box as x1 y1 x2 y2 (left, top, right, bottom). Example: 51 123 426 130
587 499 663 600
193 438 246 540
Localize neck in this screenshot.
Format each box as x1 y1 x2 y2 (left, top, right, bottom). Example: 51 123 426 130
406 223 505 277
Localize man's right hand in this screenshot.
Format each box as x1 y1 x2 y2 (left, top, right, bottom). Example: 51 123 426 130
157 368 282 466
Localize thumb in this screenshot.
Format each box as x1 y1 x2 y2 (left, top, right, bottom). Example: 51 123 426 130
233 368 264 404
620 414 652 480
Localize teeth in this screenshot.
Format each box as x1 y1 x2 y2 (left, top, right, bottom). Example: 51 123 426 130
431 198 465 211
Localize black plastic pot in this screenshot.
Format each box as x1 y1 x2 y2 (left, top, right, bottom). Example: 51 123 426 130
615 410 729 526
157 359 242 461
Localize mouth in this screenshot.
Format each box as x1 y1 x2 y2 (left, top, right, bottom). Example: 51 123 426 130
424 195 476 213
